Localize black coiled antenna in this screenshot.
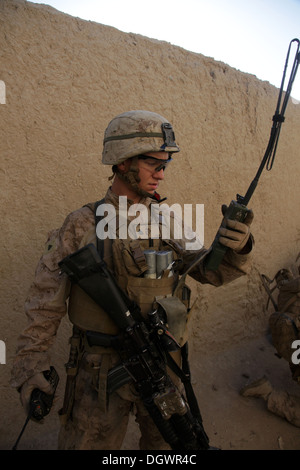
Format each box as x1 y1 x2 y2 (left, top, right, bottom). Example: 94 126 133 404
238 38 300 206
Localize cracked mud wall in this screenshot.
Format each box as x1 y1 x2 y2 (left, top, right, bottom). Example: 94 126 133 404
0 0 299 449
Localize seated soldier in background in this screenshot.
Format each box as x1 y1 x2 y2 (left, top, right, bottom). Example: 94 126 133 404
240 259 300 428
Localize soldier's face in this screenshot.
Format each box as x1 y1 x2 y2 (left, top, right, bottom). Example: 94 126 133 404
136 152 169 195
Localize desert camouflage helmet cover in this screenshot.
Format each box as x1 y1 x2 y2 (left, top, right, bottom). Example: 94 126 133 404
102 110 180 165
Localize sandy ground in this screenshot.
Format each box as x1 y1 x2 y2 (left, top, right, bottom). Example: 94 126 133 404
188 336 300 451
6 334 299 452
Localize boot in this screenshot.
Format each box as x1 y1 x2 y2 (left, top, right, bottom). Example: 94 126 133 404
240 376 273 401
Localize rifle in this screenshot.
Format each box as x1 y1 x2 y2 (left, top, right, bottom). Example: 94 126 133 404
12 367 59 450
59 243 210 450
205 38 300 271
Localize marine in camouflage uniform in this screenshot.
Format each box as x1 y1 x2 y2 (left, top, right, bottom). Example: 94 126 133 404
269 267 300 381
11 110 254 449
241 264 300 428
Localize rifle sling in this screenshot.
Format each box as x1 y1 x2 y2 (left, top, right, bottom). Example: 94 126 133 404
165 344 204 423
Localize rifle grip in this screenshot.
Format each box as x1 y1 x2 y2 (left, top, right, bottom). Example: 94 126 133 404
205 200 249 272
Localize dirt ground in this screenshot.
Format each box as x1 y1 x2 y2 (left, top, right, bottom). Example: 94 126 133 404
7 334 300 451
188 336 300 451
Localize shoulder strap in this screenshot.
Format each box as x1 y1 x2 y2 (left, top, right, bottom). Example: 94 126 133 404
82 198 106 258
94 198 106 258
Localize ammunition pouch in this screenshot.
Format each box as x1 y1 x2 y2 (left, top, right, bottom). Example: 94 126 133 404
125 274 175 316
155 296 189 347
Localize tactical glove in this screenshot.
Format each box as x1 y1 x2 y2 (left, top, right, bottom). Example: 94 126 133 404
20 372 54 414
218 205 254 253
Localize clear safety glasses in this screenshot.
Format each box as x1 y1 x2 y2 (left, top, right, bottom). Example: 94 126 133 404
137 155 173 173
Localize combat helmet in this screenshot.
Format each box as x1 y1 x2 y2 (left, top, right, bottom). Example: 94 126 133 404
102 110 180 199
102 110 180 165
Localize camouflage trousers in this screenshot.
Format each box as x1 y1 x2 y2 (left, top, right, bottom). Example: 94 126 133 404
58 353 171 450
267 389 300 428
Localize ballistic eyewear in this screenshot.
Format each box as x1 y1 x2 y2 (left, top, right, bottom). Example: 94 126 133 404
137 154 173 172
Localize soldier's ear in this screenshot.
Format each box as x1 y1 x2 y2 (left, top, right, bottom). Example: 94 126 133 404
117 159 131 174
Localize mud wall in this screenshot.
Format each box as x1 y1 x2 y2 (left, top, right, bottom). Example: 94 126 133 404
0 0 299 449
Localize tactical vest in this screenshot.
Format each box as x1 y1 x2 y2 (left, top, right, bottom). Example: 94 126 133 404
67 200 193 348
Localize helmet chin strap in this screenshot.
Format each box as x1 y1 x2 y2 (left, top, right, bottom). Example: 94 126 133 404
115 156 166 201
